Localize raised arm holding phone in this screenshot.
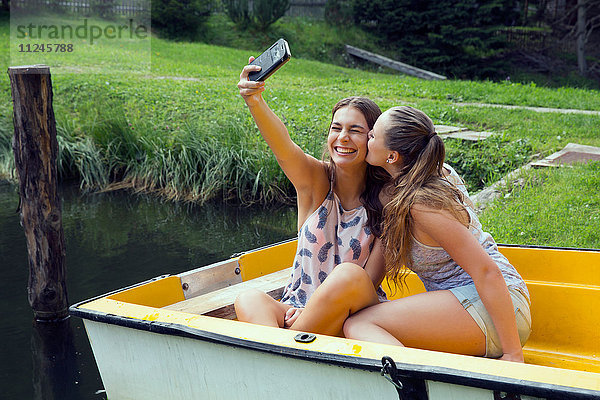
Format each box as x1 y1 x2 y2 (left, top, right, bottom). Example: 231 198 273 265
234 40 388 336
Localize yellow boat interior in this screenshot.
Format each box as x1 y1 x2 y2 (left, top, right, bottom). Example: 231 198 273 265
77 241 600 377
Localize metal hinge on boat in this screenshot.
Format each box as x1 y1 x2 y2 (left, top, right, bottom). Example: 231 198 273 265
380 356 428 400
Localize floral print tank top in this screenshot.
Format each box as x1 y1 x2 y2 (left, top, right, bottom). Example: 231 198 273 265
280 190 386 308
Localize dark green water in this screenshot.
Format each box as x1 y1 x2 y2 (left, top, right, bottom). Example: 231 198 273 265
0 182 296 399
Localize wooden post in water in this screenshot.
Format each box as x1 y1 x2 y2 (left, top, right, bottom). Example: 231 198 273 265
8 65 69 321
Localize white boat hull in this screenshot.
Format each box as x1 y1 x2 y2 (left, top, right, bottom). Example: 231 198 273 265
84 320 546 400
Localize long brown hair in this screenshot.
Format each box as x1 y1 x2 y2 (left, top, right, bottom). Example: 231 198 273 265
323 97 387 234
380 106 468 289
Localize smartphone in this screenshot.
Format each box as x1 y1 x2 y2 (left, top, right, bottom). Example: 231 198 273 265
248 38 291 82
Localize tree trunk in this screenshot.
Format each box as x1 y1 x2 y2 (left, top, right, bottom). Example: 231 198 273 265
577 0 588 75
8 65 69 321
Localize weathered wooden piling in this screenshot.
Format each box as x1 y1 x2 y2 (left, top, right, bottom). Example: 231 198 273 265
32 318 78 399
8 65 68 321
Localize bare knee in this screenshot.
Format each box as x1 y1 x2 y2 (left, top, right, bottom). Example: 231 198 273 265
343 312 370 339
234 289 287 327
325 263 373 291
314 263 376 312
326 263 373 296
234 289 268 322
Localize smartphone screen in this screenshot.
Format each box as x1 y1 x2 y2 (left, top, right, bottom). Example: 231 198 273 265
248 39 291 82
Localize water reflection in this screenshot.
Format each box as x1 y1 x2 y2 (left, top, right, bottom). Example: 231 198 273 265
31 318 79 400
0 183 296 399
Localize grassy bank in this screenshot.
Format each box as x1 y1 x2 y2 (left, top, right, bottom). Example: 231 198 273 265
481 162 600 248
1 14 599 246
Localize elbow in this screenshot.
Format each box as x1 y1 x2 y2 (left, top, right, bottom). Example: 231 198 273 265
481 262 504 285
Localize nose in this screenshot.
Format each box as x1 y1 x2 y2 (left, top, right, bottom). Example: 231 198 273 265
338 128 350 142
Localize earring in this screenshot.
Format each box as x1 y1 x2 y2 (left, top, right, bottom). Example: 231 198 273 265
386 159 392 164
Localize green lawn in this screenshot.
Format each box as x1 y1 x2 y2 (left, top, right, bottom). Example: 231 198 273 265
0 14 598 248
480 162 600 249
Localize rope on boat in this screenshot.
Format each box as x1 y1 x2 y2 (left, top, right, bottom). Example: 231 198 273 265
380 356 428 400
381 356 403 391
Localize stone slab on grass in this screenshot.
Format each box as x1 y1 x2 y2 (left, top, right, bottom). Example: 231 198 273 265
444 130 494 141
434 125 494 141
434 125 465 134
531 143 600 167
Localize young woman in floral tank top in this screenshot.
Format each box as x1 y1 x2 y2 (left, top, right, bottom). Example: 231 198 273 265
234 57 388 336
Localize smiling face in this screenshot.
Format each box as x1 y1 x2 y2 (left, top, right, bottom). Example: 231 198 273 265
327 106 370 170
366 110 392 167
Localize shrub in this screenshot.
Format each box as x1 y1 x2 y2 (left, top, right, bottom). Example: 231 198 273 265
252 0 289 30
224 0 290 31
151 0 211 40
324 0 353 25
223 0 251 29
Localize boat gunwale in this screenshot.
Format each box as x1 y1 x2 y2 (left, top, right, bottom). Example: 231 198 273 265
68 241 600 310
70 305 600 400
498 243 600 252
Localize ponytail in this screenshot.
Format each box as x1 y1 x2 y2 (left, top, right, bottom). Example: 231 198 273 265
381 107 467 291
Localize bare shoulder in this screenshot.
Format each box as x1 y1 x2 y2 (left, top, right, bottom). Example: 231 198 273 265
410 203 460 228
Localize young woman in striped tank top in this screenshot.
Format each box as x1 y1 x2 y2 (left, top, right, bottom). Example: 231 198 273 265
234 58 389 336
343 106 531 362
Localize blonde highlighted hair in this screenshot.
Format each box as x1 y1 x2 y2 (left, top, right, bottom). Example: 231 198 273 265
379 107 468 290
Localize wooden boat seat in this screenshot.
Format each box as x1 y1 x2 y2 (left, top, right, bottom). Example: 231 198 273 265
164 267 292 319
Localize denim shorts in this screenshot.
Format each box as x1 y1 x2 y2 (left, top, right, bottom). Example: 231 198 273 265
449 284 532 358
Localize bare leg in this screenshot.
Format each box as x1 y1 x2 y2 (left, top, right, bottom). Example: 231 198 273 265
234 288 292 327
290 263 380 337
343 290 486 356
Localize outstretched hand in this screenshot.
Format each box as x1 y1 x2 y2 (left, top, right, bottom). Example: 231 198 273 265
238 56 265 107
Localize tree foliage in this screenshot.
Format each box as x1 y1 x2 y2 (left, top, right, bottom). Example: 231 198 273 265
152 0 212 40
350 0 520 78
224 0 251 28
224 0 290 31
325 0 353 25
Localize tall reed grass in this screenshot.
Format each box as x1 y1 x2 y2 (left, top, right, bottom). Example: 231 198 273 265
1 97 295 204
0 110 15 179
107 116 294 204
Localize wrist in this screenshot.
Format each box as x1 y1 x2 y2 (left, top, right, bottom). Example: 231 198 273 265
244 95 264 109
